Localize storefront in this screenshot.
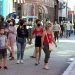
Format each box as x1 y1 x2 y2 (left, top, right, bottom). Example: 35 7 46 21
0 0 14 18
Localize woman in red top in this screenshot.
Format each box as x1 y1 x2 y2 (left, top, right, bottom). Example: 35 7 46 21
30 19 43 65
41 23 57 70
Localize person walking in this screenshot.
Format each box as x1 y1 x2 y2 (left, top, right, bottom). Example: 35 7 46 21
0 27 8 69
53 21 60 42
7 19 17 60
66 21 71 38
41 23 57 70
30 19 44 65
16 19 29 64
73 22 75 35
60 22 64 38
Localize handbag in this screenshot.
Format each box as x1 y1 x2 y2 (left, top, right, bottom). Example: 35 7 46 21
46 32 53 51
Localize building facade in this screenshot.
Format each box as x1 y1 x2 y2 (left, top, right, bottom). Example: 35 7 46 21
58 0 67 22
14 0 57 22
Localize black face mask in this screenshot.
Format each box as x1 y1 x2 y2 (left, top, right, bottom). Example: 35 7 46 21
37 24 41 27
10 24 13 26
23 25 26 28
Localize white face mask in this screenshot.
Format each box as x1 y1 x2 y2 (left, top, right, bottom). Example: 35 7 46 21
10 22 13 26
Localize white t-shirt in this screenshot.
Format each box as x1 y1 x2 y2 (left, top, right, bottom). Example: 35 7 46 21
53 24 60 31
66 23 71 30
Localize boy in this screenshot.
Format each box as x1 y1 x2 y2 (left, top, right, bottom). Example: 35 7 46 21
0 27 8 69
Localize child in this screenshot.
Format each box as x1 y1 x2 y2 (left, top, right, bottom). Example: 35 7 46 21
0 27 8 69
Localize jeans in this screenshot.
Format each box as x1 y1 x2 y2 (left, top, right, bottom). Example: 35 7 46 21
17 42 26 60
54 31 59 41
66 30 71 37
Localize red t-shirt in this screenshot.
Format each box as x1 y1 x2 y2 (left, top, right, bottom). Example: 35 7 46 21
32 27 43 36
44 32 53 43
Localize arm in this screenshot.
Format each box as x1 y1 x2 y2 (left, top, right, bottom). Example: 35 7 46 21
41 32 45 48
13 27 17 35
5 36 8 48
52 38 57 47
29 28 36 44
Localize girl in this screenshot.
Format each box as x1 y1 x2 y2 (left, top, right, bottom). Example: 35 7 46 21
8 19 17 60
16 19 29 64
30 19 44 65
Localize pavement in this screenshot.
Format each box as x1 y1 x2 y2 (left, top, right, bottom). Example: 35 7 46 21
0 35 75 75
62 35 75 75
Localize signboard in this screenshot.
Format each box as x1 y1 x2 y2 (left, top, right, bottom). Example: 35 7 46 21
68 11 75 14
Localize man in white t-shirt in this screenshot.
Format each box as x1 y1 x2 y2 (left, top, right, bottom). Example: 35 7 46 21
66 21 71 37
53 21 60 41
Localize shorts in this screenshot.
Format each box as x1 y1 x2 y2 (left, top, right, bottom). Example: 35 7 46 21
0 49 7 59
35 36 41 47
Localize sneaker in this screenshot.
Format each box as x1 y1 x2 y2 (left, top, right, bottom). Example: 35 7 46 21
43 64 49 70
4 66 8 70
30 56 36 58
16 60 20 64
35 63 39 66
20 60 24 64
9 57 14 60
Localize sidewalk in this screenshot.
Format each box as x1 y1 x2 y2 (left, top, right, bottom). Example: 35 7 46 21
62 58 75 75
62 35 75 75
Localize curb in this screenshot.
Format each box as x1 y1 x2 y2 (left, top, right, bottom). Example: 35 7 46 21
62 58 75 75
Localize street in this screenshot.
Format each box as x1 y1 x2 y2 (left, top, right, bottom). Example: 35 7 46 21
0 35 75 75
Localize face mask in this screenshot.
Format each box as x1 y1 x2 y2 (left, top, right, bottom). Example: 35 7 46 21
37 24 41 27
10 22 13 26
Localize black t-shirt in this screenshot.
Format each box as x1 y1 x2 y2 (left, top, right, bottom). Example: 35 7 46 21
17 26 28 38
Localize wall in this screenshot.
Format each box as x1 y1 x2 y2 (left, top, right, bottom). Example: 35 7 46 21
2 0 13 18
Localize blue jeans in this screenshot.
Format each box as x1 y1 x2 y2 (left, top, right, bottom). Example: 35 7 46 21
66 30 71 37
17 42 26 60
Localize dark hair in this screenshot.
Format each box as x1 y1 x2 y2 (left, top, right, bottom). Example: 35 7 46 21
7 20 11 23
19 19 25 26
0 15 4 22
35 19 41 24
10 19 15 26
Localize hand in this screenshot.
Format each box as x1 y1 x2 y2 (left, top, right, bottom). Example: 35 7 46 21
55 44 57 48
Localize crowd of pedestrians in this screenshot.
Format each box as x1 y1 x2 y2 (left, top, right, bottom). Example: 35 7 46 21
0 15 75 70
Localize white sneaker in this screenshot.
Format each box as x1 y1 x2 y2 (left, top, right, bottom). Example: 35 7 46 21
17 60 20 64
20 60 24 64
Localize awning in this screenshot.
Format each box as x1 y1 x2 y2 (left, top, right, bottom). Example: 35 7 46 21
14 0 26 4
